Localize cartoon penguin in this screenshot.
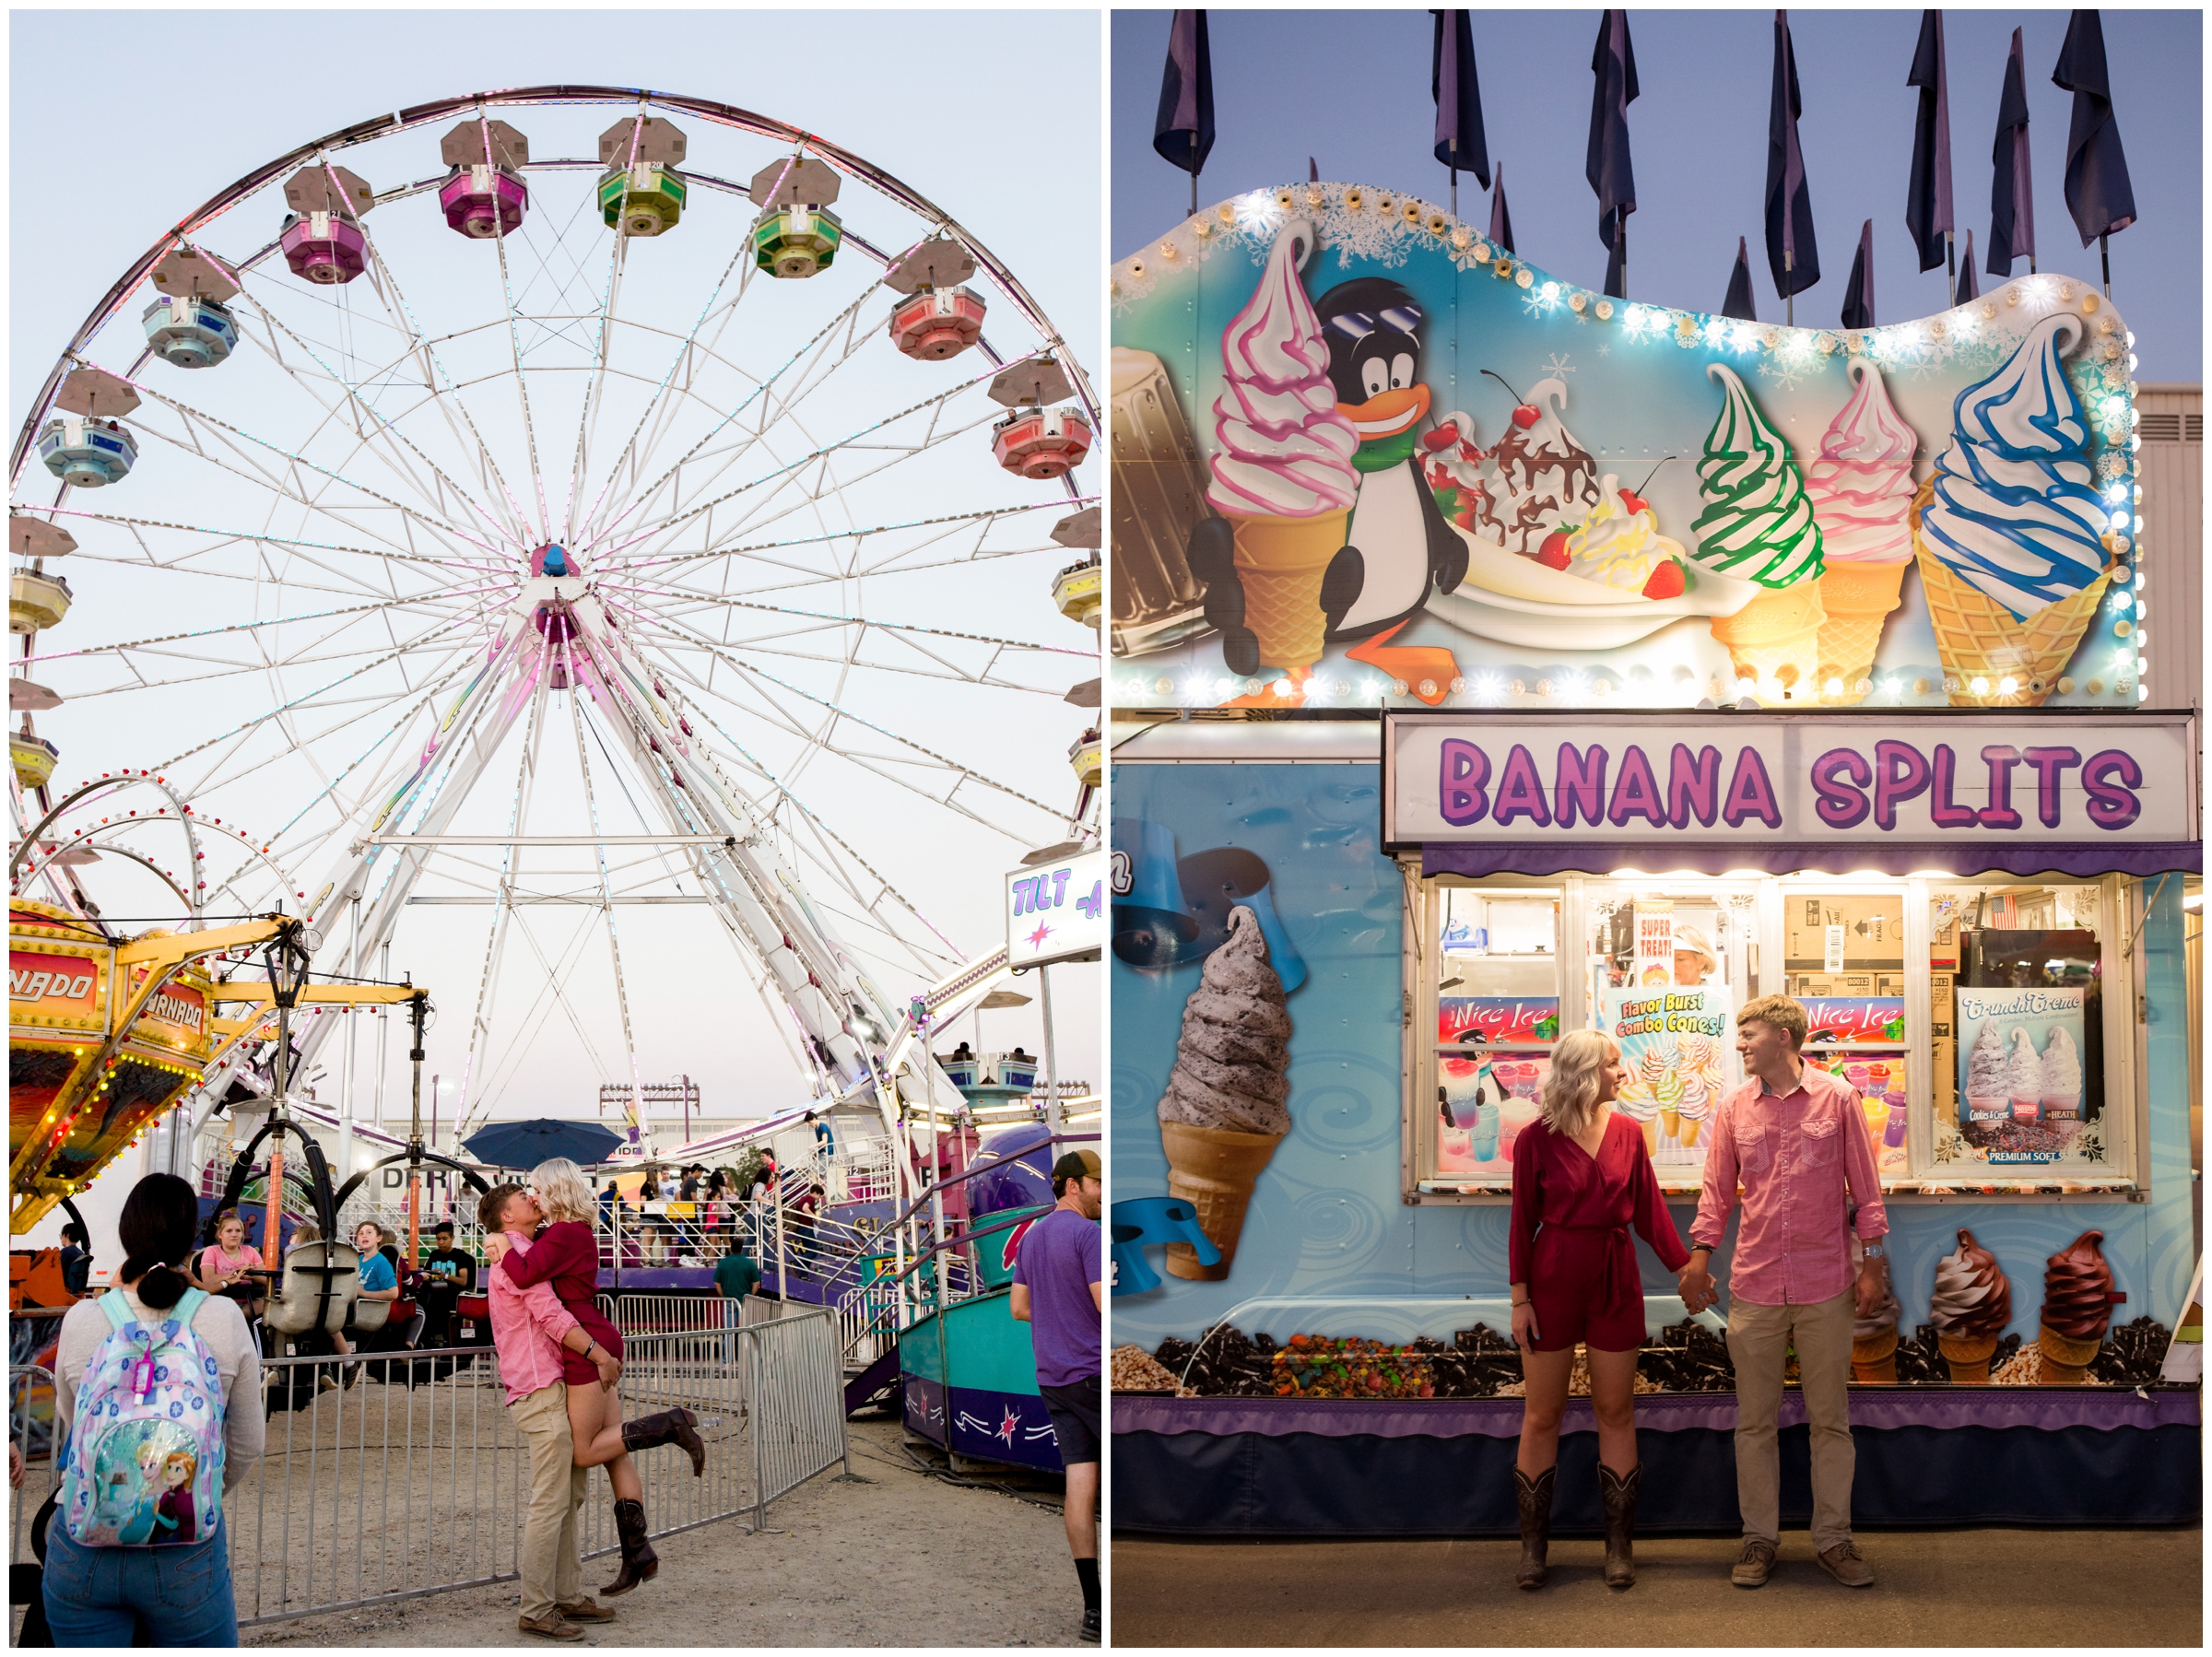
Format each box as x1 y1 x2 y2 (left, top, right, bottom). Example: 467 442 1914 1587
1187 277 1465 676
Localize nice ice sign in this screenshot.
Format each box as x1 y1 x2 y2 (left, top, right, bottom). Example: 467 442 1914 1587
1385 711 2194 847
1006 849 1106 970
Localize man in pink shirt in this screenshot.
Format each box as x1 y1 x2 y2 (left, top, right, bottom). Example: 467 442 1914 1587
1678 994 1889 1592
478 1181 623 1640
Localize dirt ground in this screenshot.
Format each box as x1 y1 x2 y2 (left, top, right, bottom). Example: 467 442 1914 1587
236 1416 1090 1648
1109 1525 2203 1647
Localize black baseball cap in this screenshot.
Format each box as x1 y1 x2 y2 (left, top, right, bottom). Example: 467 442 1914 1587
1052 1149 1100 1182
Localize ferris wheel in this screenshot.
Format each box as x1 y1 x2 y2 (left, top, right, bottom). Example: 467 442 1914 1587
8 88 1102 1157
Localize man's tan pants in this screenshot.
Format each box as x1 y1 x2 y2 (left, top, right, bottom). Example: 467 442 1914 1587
1724 1289 1856 1552
512 1381 590 1620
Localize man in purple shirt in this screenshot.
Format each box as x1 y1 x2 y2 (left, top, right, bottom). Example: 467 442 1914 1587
1679 994 1889 1592
1011 1148 1102 1643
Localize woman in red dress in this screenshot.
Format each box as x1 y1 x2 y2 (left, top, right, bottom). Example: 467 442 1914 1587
491 1158 705 1595
1509 1028 1694 1592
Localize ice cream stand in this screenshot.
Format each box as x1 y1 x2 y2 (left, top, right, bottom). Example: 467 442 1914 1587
1106 183 2199 1535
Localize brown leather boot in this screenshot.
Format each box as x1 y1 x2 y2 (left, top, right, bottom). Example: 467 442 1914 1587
621 1407 706 1476
1600 1463 1641 1590
1513 1466 1555 1590
599 1498 659 1596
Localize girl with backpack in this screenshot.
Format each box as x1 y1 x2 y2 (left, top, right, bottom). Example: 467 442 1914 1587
43 1174 265 1646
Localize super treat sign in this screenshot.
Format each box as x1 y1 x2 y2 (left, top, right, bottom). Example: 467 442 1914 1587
1385 711 2194 845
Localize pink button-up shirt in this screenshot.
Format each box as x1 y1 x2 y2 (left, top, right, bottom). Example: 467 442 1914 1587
1690 1061 1888 1308
487 1230 581 1404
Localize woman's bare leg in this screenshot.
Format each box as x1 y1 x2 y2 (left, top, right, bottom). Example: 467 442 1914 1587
1586 1346 1642 1475
565 1376 643 1500
1514 1346 1577 1478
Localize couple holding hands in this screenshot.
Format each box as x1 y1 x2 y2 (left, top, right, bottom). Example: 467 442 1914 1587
1506 994 1891 1594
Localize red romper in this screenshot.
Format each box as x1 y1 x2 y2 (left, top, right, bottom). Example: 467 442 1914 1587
1509 1111 1690 1352
497 1218 623 1386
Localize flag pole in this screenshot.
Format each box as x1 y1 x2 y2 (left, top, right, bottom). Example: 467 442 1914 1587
1785 251 1793 328
1190 171 1197 217
1946 229 1955 293
2100 232 2110 297
1450 137 1457 218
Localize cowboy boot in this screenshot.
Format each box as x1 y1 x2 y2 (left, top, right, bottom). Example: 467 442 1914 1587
1600 1463 1641 1590
599 1498 659 1596
621 1407 706 1476
1513 1465 1555 1590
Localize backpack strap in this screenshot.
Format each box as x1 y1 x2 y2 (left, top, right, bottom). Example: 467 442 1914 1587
171 1287 209 1328
99 1288 135 1334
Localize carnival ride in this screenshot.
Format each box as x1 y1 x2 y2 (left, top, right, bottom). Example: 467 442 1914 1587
11 86 1098 1189
11 90 1099 1458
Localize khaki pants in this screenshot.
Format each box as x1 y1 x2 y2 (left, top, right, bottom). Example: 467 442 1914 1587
511 1381 590 1620
1724 1289 1856 1551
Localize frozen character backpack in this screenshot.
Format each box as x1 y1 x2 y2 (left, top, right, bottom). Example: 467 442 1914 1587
58 1287 227 1546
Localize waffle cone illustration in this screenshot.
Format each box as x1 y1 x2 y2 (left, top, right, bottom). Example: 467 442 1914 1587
1228 508 1350 673
1936 1331 1998 1382
1814 559 1908 703
1852 1328 1900 1384
1911 481 2113 707
2036 1323 2100 1385
1157 905 1294 1281
1708 581 1828 690
1161 1120 1286 1280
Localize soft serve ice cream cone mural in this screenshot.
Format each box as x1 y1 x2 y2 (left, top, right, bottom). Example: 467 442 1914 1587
1110 183 2147 711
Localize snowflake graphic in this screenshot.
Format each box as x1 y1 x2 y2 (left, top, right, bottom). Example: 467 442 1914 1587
1756 358 1802 394
1596 343 1611 357
1543 352 1576 377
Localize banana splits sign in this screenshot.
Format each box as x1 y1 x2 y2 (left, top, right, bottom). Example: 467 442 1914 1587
1383 711 2196 874
1111 184 2146 713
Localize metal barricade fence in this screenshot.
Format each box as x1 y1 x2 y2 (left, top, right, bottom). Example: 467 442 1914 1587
9 1364 59 1571
744 1308 851 1521
606 1294 731 1335
6 1314 846 1629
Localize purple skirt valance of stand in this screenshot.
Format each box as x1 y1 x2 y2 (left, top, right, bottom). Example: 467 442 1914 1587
1112 1388 2200 1440
1420 841 2202 880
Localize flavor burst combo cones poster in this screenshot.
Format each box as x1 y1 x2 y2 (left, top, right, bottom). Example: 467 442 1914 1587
1110 185 2144 713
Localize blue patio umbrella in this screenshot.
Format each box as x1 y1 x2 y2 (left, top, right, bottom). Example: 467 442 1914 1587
462 1118 626 1172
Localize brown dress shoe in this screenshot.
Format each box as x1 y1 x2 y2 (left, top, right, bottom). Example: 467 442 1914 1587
558 1598 616 1622
1817 1540 1876 1587
1732 1536 1778 1588
517 1613 583 1639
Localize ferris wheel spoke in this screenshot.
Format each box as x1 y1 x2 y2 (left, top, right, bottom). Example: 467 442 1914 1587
578 270 874 550
465 906 615 1131
149 593 496 781
236 300 523 548
108 377 506 569
479 130 557 547
625 615 1068 836
313 176 545 546
37 508 499 588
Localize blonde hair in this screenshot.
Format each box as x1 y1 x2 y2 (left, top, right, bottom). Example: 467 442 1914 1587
1540 1029 1620 1137
531 1158 594 1225
1737 993 1809 1050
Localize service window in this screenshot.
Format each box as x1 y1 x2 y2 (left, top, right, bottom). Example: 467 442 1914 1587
1924 877 2132 1183
1422 884 1561 1190
1778 881 1913 1179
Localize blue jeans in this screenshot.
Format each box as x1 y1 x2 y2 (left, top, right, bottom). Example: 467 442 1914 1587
42 1524 240 1647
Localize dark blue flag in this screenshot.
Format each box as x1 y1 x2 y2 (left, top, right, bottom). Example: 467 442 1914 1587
1431 11 1491 187
1586 10 1639 298
1840 219 1876 330
2053 10 2136 245
1988 27 2035 275
1722 237 1758 322
1488 163 1515 254
1904 10 1954 273
1765 10 1820 298
1956 229 1980 302
1152 10 1215 178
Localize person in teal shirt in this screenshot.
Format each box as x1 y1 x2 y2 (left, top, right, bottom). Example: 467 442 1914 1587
713 1240 762 1361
